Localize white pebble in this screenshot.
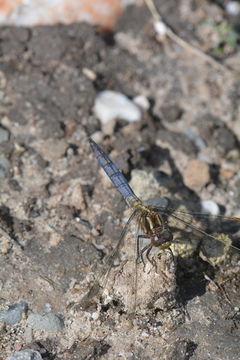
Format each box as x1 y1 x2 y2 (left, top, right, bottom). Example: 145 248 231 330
154 21 167 36
82 67 97 81
91 312 99 320
92 242 105 250
133 95 150 110
94 90 141 124
226 1 240 15
201 200 220 216
183 129 206 150
141 331 149 337
7 350 43 360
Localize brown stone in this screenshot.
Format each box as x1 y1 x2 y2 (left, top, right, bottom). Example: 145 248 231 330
183 159 210 190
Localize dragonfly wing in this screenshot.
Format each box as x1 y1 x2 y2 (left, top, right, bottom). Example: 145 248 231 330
165 209 240 254
102 216 177 313
81 209 139 309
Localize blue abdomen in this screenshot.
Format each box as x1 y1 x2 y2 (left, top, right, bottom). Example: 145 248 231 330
89 138 139 206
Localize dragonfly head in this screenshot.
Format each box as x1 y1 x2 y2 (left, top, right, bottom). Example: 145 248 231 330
144 196 171 213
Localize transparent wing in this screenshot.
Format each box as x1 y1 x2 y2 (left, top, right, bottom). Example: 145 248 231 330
81 209 139 307
158 206 240 253
132 219 143 312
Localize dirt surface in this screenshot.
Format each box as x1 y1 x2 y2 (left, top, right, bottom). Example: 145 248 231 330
0 1 240 359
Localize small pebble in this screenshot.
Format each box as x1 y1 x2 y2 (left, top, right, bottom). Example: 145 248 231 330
133 95 150 110
90 130 104 144
161 104 183 123
7 349 42 360
233 121 240 141
0 235 12 254
94 90 141 124
201 200 220 216
154 21 167 36
63 180 86 210
120 319 133 331
0 301 28 325
183 159 210 190
0 71 7 89
0 322 5 333
219 168 235 180
31 139 67 161
213 127 236 154
226 1 240 15
0 157 10 179
183 129 206 150
91 312 99 320
82 67 97 81
129 169 161 201
27 312 64 332
0 126 9 143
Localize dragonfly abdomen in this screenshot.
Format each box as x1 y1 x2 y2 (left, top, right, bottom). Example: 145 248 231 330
89 138 140 206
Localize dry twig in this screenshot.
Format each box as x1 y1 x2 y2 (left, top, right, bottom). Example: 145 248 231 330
144 0 234 74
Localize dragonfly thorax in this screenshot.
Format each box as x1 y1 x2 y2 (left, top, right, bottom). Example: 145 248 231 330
137 204 173 249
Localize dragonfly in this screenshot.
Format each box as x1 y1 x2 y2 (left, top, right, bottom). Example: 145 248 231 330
86 138 240 303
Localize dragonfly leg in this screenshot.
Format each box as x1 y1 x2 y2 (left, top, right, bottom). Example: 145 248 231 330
136 234 152 267
136 234 142 264
145 246 157 270
140 247 146 269
139 243 154 271
137 234 149 267
168 246 174 262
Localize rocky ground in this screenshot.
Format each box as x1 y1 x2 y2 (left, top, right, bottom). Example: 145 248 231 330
0 1 240 359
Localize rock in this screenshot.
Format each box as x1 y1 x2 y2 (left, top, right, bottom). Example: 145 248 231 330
154 21 167 37
27 312 64 332
94 90 141 125
31 138 67 162
183 128 206 150
0 126 9 143
129 169 163 201
133 95 150 110
212 127 236 154
161 104 183 122
226 1 240 15
219 168 235 180
196 114 236 155
0 0 123 29
62 179 86 210
0 157 10 179
201 200 220 216
102 241 177 313
0 301 28 325
0 233 12 254
174 292 240 359
89 131 104 144
7 349 42 360
156 129 198 155
183 159 210 190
